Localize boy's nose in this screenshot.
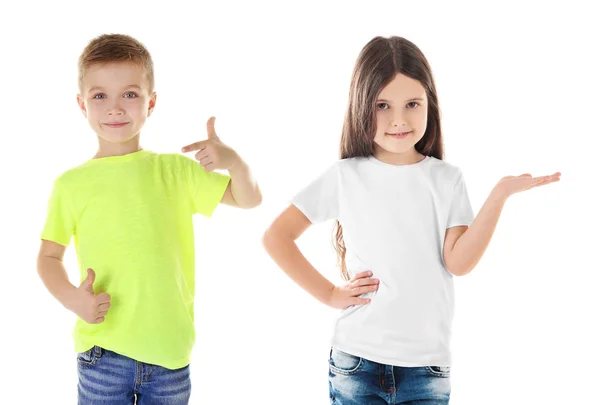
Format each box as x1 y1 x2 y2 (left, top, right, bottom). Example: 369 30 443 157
107 106 125 115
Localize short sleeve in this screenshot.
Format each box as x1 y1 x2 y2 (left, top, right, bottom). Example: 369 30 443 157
291 163 339 224
446 169 474 228
41 179 75 246
183 156 231 217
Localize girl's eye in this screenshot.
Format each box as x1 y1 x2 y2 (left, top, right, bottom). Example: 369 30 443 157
124 92 138 98
377 103 389 110
407 102 420 109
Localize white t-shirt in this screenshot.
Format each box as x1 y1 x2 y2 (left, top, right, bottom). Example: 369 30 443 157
292 155 474 367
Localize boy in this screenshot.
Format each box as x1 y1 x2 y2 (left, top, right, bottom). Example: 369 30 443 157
37 33 261 404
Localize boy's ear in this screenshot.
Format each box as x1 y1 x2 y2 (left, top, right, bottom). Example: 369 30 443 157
147 92 157 117
76 95 88 118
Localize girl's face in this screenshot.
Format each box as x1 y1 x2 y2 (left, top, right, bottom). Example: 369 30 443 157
373 73 428 163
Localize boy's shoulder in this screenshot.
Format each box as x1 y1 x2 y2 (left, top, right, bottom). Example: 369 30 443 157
52 159 97 186
53 151 194 181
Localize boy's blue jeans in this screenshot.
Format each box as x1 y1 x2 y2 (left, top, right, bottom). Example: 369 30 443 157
328 347 451 404
77 346 191 405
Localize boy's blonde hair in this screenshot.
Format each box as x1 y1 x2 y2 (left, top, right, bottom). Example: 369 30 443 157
78 34 154 92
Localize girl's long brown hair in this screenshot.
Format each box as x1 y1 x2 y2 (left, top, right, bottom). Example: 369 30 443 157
334 36 444 281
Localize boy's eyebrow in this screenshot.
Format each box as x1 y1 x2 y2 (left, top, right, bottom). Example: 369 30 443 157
377 97 425 103
87 84 143 93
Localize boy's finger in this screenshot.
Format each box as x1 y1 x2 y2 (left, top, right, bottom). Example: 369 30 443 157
203 162 216 172
195 152 211 162
182 140 209 152
96 293 111 304
206 116 219 139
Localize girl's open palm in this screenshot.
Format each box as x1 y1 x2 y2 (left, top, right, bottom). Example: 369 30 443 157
495 172 561 198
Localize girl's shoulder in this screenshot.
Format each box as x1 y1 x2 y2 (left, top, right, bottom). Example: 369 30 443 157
426 157 467 186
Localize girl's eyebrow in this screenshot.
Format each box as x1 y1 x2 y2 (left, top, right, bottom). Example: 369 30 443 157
377 97 425 103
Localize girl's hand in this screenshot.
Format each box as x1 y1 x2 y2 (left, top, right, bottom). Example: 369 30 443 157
493 172 561 200
327 270 379 309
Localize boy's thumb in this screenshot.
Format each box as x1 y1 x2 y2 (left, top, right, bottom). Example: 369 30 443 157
81 268 95 293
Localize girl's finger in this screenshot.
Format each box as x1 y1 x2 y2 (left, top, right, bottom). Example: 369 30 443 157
350 271 372 282
352 285 379 296
352 278 379 288
352 298 371 306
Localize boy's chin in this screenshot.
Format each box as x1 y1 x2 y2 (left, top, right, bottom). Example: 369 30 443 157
96 133 139 144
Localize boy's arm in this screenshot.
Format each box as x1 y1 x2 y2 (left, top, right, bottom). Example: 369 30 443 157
37 240 111 323
219 157 262 208
37 240 78 309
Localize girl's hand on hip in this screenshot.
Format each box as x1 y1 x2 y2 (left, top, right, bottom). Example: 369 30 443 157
328 270 379 309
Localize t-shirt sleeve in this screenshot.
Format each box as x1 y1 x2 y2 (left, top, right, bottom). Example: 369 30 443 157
183 156 231 217
291 163 339 224
41 178 75 246
446 169 475 228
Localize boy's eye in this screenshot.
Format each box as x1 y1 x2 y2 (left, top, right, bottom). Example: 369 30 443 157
407 102 420 109
93 93 106 99
377 102 389 110
124 92 138 99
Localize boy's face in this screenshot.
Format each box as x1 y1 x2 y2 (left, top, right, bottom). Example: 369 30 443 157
77 62 156 145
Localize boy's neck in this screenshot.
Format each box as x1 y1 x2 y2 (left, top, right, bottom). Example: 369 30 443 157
93 134 143 159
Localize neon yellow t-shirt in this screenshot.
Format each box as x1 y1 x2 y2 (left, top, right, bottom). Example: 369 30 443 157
41 149 230 369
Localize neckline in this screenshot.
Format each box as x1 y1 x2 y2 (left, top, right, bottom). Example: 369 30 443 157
367 154 431 168
86 149 150 164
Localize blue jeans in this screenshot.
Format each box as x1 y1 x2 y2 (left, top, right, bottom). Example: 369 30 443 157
77 346 191 405
328 348 451 404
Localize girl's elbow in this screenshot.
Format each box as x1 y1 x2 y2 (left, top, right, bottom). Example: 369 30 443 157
447 264 473 276
262 226 281 252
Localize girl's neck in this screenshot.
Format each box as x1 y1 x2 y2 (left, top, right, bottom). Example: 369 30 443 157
372 146 425 166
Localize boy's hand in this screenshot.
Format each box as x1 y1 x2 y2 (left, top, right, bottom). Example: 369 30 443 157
181 117 241 172
68 268 111 324
327 271 379 309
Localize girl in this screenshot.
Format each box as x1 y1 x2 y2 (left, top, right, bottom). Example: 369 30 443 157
262 36 560 404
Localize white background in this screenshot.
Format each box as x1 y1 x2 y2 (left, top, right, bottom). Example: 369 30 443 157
1 1 598 404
